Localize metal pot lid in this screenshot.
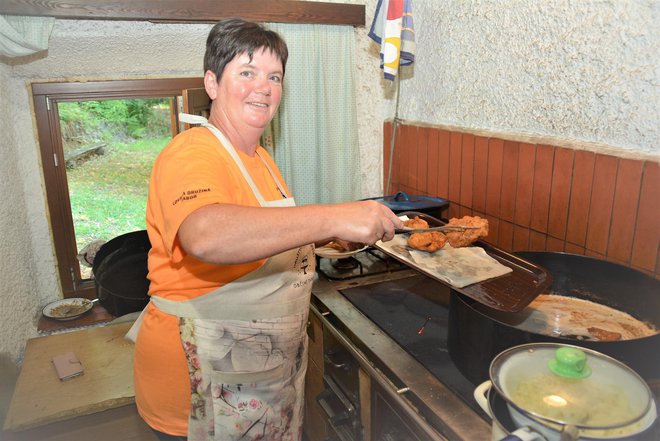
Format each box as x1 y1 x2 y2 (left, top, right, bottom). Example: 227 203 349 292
489 342 654 430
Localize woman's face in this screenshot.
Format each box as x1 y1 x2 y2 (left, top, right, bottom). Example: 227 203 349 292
211 48 284 133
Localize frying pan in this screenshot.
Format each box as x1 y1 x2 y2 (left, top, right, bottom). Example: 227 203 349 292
448 252 660 384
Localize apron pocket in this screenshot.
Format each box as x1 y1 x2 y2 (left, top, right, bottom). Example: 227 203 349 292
209 363 303 440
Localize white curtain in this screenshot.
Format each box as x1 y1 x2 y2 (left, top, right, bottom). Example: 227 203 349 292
0 15 54 57
264 23 361 205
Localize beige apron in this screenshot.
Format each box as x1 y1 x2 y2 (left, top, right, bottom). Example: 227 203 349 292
129 115 315 441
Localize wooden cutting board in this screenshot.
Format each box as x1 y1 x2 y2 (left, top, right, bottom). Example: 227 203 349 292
4 321 135 431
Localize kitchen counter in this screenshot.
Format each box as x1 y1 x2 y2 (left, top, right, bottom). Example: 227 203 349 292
311 272 492 440
2 404 157 441
4 322 135 432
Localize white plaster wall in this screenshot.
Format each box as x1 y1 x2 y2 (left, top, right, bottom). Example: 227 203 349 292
401 1 659 156
1 0 658 364
0 62 43 362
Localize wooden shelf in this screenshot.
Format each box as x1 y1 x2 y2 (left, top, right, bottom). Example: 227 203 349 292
0 0 365 26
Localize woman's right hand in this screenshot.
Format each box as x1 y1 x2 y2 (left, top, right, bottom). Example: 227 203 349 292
327 200 403 245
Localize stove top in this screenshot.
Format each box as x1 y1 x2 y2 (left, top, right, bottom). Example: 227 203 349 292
316 247 409 281
336 273 488 419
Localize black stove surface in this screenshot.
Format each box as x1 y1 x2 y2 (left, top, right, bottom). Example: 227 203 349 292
338 274 489 419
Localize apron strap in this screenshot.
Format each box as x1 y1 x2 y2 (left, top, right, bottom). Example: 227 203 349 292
179 113 291 207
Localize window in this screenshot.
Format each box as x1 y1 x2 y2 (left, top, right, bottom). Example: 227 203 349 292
32 78 204 298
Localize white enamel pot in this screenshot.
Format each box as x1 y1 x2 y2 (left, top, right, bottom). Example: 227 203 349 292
475 343 659 441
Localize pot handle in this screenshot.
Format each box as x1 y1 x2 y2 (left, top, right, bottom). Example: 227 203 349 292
474 381 547 441
473 380 493 417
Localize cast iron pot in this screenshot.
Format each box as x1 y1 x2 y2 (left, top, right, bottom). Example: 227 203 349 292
92 230 151 316
448 252 660 385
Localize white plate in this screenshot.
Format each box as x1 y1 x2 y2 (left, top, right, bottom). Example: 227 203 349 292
314 244 368 259
43 298 94 321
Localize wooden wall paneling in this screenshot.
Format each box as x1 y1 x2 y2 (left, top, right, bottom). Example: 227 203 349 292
585 249 606 259
607 158 644 262
498 220 514 251
529 230 547 251
547 147 574 240
398 124 411 190
426 128 440 197
472 136 489 213
417 127 430 193
485 138 504 216
565 150 596 246
448 132 463 204
564 242 585 255
437 130 451 199
513 142 536 227
383 121 393 193
584 155 618 254
512 225 531 251
460 134 475 208
546 236 565 252
500 140 520 222
459 205 473 218
631 161 660 271
485 216 500 246
608 159 645 263
407 126 420 191
529 145 555 234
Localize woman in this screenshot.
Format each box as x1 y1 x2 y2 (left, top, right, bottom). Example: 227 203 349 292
131 18 402 441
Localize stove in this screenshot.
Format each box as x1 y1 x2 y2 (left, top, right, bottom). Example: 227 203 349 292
316 247 409 281
336 274 487 418
313 247 660 441
313 248 492 440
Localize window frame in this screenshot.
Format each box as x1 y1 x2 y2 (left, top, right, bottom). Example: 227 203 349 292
32 77 204 299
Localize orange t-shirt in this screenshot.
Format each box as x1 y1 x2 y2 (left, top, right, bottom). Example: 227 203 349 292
134 127 290 436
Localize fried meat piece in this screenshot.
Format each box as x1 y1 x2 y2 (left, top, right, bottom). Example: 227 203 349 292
587 326 623 341
323 240 361 252
407 231 447 253
403 216 429 229
445 216 489 248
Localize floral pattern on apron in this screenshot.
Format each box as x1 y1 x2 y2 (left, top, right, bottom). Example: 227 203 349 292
180 314 308 441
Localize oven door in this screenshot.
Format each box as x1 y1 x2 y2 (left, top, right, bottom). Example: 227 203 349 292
371 380 441 441
317 325 363 441
317 375 362 441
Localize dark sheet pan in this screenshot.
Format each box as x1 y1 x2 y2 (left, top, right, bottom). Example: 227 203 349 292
375 211 552 312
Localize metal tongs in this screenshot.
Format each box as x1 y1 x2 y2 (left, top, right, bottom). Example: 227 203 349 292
395 225 481 234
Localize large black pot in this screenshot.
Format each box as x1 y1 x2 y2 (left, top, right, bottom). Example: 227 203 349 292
448 252 660 385
92 230 151 316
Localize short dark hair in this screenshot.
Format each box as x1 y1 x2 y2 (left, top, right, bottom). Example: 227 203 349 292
204 18 288 80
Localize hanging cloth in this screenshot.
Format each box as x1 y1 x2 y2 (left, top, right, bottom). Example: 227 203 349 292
0 15 54 57
368 0 416 81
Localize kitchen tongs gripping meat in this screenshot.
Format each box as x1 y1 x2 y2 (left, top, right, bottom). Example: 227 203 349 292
395 225 481 234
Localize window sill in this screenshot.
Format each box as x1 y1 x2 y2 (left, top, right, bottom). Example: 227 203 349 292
37 303 115 333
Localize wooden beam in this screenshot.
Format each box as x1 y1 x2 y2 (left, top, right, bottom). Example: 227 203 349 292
0 0 365 26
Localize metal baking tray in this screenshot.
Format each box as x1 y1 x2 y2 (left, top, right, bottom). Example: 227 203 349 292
375 211 553 312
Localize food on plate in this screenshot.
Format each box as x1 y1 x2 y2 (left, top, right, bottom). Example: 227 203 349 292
321 240 362 252
50 301 90 318
403 216 429 229
407 231 447 253
323 241 348 251
445 216 489 247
